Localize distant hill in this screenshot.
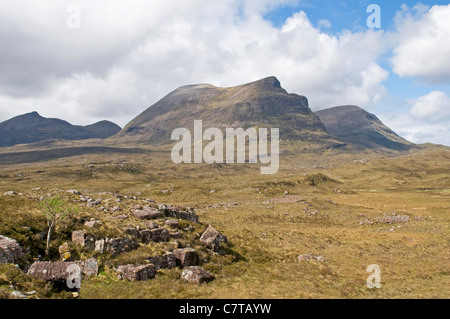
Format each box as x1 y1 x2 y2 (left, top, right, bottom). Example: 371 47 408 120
112 76 343 148
0 111 121 147
315 105 414 150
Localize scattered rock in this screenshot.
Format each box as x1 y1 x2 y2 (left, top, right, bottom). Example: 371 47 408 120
84 219 102 228
161 252 177 269
67 190 81 195
165 219 179 228
200 225 228 252
170 232 182 239
117 264 157 281
379 214 410 224
110 206 121 213
139 227 170 243
160 206 199 223
298 254 326 262
95 239 105 253
3 191 17 196
72 231 96 251
0 235 24 264
174 248 199 267
132 207 162 220
181 266 214 284
113 214 129 220
76 258 98 277
105 237 138 256
11 290 27 299
58 242 71 261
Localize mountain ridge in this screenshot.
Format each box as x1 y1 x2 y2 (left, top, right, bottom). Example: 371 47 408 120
0 111 121 147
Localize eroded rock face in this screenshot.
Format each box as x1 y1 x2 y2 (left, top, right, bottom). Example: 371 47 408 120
117 264 157 281
0 235 24 264
181 266 214 284
76 258 98 277
200 226 228 252
174 248 199 267
27 261 81 291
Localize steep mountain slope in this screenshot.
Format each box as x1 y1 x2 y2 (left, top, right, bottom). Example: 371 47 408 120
315 105 414 150
113 76 340 147
0 112 121 147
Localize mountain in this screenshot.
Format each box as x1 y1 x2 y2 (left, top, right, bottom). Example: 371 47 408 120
315 105 414 150
0 111 121 147
112 76 342 147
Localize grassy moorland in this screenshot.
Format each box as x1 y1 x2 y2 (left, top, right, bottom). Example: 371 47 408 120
0 144 449 299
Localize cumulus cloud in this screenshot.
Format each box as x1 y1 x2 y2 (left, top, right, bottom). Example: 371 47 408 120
0 0 388 127
410 91 450 123
390 4 450 83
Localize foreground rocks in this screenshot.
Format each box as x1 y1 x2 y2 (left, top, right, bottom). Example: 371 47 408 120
27 261 81 290
200 225 228 252
181 266 214 284
0 235 24 264
117 264 157 281
174 248 199 267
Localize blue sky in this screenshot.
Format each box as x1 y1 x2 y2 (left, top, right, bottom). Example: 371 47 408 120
0 1 449 145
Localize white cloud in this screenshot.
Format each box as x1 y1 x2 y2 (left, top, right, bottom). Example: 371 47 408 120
410 91 450 123
379 111 450 146
0 0 388 127
391 4 450 83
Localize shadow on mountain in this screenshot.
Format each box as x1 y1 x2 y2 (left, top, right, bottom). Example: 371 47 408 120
0 146 146 165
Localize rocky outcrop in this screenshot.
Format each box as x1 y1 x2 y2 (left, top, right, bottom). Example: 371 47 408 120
160 206 199 223
174 248 199 268
181 266 214 284
27 261 82 290
131 206 162 220
105 237 139 256
117 264 157 281
200 225 228 252
0 235 24 264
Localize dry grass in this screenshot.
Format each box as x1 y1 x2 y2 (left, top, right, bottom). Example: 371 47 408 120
0 146 448 299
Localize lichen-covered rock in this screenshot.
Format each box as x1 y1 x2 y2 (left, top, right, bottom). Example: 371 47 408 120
105 237 138 256
76 258 98 277
160 206 199 223
161 252 176 269
72 230 96 250
181 266 214 284
174 248 199 267
165 219 179 228
132 207 162 220
139 227 170 244
27 261 82 290
200 225 228 251
0 235 24 264
58 242 71 261
95 239 105 253
117 264 156 281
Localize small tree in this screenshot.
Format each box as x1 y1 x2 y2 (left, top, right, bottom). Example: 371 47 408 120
39 196 78 256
